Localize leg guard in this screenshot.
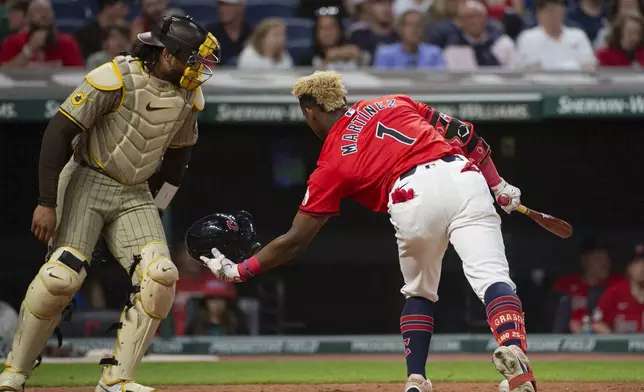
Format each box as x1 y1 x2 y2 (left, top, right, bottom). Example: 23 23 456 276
100 242 178 385
4 247 87 375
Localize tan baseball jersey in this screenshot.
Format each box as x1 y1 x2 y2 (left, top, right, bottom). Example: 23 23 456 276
60 55 203 185
52 55 204 267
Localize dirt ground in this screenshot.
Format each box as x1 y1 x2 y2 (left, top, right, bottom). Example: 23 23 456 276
32 383 644 392
31 353 644 392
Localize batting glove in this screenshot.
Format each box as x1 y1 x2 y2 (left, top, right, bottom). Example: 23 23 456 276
200 248 242 283
491 178 521 214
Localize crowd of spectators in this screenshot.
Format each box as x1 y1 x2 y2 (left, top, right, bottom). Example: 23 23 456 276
550 236 644 334
0 0 642 70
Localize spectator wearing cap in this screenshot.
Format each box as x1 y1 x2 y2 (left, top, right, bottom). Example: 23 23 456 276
551 236 626 333
237 18 293 69
0 0 83 68
131 0 169 43
373 8 444 69
567 0 607 43
74 0 129 60
0 0 30 43
592 244 644 333
185 279 239 336
346 0 398 64
442 0 519 69
596 11 644 66
516 0 596 69
86 23 131 69
206 0 252 66
299 6 364 70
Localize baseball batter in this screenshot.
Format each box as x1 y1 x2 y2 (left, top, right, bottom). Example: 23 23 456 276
199 71 535 392
0 15 219 392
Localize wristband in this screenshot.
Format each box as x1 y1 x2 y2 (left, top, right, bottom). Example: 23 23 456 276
237 256 263 281
38 198 57 208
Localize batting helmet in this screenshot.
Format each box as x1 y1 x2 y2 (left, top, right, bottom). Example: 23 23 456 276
137 14 221 90
185 211 260 263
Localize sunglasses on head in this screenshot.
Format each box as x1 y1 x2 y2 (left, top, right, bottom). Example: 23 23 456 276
315 6 340 16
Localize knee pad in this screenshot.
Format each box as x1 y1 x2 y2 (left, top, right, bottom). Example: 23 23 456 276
100 242 177 384
26 247 87 319
138 242 178 319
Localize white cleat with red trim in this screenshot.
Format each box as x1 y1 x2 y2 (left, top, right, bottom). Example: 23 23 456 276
493 345 536 392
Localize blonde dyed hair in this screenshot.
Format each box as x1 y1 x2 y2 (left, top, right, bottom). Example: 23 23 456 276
291 71 348 112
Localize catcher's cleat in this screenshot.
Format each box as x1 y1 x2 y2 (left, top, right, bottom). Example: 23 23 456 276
96 380 157 392
493 345 536 392
405 374 432 392
0 368 26 392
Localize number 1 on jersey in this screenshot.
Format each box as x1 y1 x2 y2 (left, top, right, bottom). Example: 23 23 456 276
376 122 416 145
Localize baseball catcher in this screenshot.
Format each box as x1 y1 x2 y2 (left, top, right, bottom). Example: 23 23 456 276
0 15 220 392
198 71 534 392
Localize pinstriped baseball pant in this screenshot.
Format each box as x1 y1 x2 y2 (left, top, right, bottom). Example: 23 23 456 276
53 159 169 282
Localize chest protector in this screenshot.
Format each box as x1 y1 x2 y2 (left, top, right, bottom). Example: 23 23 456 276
82 55 197 185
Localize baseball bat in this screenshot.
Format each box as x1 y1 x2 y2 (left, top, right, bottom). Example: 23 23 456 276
516 205 573 239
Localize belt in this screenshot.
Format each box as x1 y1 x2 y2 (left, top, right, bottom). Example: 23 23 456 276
79 159 120 182
399 155 462 181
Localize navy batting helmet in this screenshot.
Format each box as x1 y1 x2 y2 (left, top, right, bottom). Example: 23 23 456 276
185 211 260 263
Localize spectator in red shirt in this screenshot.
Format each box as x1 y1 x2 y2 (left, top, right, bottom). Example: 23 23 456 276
596 11 644 67
593 246 644 333
0 0 83 68
552 236 626 333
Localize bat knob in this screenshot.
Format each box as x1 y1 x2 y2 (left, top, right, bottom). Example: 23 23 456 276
497 194 510 206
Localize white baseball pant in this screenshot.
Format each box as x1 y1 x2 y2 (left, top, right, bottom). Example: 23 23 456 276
388 155 516 302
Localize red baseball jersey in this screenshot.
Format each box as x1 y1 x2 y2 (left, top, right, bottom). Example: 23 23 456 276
299 95 462 215
553 274 626 326
593 280 644 333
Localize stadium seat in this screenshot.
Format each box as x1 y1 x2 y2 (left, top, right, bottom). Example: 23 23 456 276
288 38 313 65
52 0 91 19
126 2 141 21
245 3 296 27
56 18 85 35
170 0 219 27
284 17 314 42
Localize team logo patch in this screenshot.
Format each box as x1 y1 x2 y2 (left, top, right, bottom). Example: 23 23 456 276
71 91 86 106
226 220 239 231
457 124 470 139
302 187 310 206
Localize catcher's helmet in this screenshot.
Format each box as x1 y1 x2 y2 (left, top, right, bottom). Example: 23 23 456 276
137 14 220 90
185 211 260 263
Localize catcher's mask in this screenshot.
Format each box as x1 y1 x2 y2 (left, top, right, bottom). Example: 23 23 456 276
138 14 220 90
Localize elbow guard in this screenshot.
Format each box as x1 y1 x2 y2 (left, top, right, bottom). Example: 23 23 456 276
428 111 490 165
